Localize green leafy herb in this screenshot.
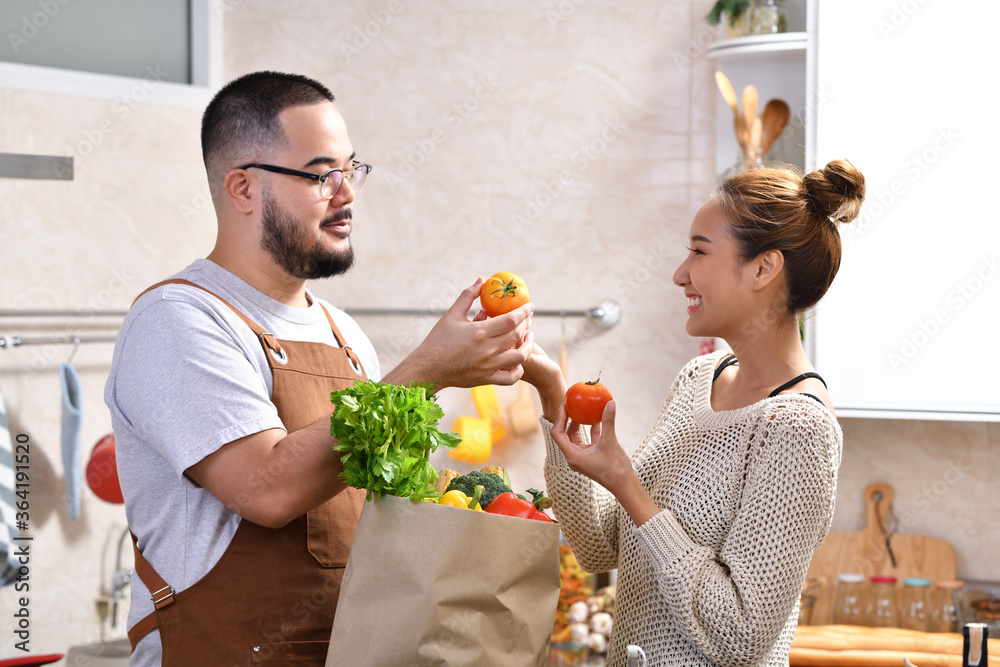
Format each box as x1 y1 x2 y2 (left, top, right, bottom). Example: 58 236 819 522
706 0 749 26
330 380 460 501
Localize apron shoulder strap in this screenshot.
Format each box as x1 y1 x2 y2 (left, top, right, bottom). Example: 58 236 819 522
127 531 175 651
314 301 366 371
131 279 268 337
315 300 348 347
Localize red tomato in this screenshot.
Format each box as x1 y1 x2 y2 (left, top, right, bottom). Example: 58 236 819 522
565 378 613 425
480 272 530 317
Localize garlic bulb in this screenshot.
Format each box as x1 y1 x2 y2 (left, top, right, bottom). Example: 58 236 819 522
590 611 613 635
587 632 608 653
570 622 590 644
568 600 590 624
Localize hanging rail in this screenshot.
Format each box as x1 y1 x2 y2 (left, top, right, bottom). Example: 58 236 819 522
0 300 622 325
0 309 129 318
0 300 622 350
0 335 119 349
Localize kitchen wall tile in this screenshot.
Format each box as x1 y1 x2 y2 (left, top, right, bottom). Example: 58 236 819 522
836 418 998 581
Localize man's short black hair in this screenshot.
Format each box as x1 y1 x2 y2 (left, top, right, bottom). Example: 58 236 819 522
201 71 335 199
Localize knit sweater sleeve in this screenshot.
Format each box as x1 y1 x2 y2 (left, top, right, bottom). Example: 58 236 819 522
541 419 621 572
633 404 841 666
541 366 691 574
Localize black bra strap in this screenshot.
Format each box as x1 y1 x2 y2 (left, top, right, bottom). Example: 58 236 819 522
713 356 827 406
768 372 827 397
712 354 739 383
800 393 826 407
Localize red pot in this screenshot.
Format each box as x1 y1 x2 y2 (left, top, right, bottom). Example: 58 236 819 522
86 434 124 504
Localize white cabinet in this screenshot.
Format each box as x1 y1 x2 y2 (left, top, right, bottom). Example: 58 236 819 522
710 0 1000 421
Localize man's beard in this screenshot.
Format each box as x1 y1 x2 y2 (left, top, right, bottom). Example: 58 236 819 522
260 190 355 280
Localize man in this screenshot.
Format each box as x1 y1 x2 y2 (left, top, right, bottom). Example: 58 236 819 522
104 71 533 665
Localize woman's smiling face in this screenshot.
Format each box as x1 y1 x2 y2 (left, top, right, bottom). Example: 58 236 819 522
673 198 758 340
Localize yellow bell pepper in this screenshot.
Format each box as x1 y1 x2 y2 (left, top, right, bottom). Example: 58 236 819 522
472 385 507 443
436 485 484 511
448 415 492 464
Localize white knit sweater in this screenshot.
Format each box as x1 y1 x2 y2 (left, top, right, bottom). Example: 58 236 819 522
543 352 842 667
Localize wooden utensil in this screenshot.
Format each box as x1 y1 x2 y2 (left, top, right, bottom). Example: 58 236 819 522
745 116 764 170
715 70 741 119
760 98 790 156
506 381 539 437
559 338 569 380
717 71 747 149
804 482 957 626
741 84 759 145
734 115 747 150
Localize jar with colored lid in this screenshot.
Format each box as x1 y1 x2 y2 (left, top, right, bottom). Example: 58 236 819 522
867 576 899 628
834 574 868 626
931 580 964 633
902 578 933 632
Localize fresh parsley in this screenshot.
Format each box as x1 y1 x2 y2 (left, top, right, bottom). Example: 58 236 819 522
330 380 460 501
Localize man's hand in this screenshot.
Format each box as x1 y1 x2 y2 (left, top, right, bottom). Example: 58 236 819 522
384 279 534 390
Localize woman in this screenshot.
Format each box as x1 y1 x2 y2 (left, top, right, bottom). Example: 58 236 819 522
523 160 865 666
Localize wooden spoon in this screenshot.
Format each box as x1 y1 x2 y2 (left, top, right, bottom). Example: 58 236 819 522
733 115 747 150
715 70 740 119
741 85 759 144
745 117 763 169
750 117 763 151
760 98 790 156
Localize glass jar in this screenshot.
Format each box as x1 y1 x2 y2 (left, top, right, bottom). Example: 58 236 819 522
902 578 933 632
720 10 749 40
931 580 963 633
834 574 868 626
867 576 899 628
747 0 787 35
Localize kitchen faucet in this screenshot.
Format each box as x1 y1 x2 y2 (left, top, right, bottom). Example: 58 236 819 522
96 525 133 633
111 525 132 614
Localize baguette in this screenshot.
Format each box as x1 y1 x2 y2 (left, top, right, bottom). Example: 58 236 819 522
790 647 999 666
793 625 1000 655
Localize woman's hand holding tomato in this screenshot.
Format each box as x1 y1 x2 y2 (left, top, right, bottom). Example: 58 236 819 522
550 399 633 496
552 385 661 528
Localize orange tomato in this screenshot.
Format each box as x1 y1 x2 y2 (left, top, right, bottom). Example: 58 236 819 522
480 272 530 317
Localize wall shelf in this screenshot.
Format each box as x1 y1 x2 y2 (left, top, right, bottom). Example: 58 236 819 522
707 32 809 59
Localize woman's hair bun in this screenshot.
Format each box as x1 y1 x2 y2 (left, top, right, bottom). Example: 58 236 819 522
800 159 866 224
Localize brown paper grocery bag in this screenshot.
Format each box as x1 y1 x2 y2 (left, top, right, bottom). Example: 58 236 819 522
326 494 560 667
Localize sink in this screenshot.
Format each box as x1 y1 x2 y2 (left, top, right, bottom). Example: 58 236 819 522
64 638 130 666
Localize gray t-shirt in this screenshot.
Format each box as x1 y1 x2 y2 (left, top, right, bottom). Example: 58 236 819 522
103 259 380 665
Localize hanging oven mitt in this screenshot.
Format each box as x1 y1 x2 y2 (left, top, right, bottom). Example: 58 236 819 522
59 362 83 521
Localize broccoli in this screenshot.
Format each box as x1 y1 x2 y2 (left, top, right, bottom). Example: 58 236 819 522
445 471 511 508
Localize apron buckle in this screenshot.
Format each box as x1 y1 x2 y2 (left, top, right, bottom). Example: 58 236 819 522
345 348 363 375
260 332 289 365
150 584 175 608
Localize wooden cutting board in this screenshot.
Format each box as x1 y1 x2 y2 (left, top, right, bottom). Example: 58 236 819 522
804 482 957 626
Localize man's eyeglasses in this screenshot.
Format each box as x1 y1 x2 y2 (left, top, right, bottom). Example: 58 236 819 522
237 162 372 199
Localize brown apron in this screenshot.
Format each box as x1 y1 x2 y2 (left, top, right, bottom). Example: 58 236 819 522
126 279 367 665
